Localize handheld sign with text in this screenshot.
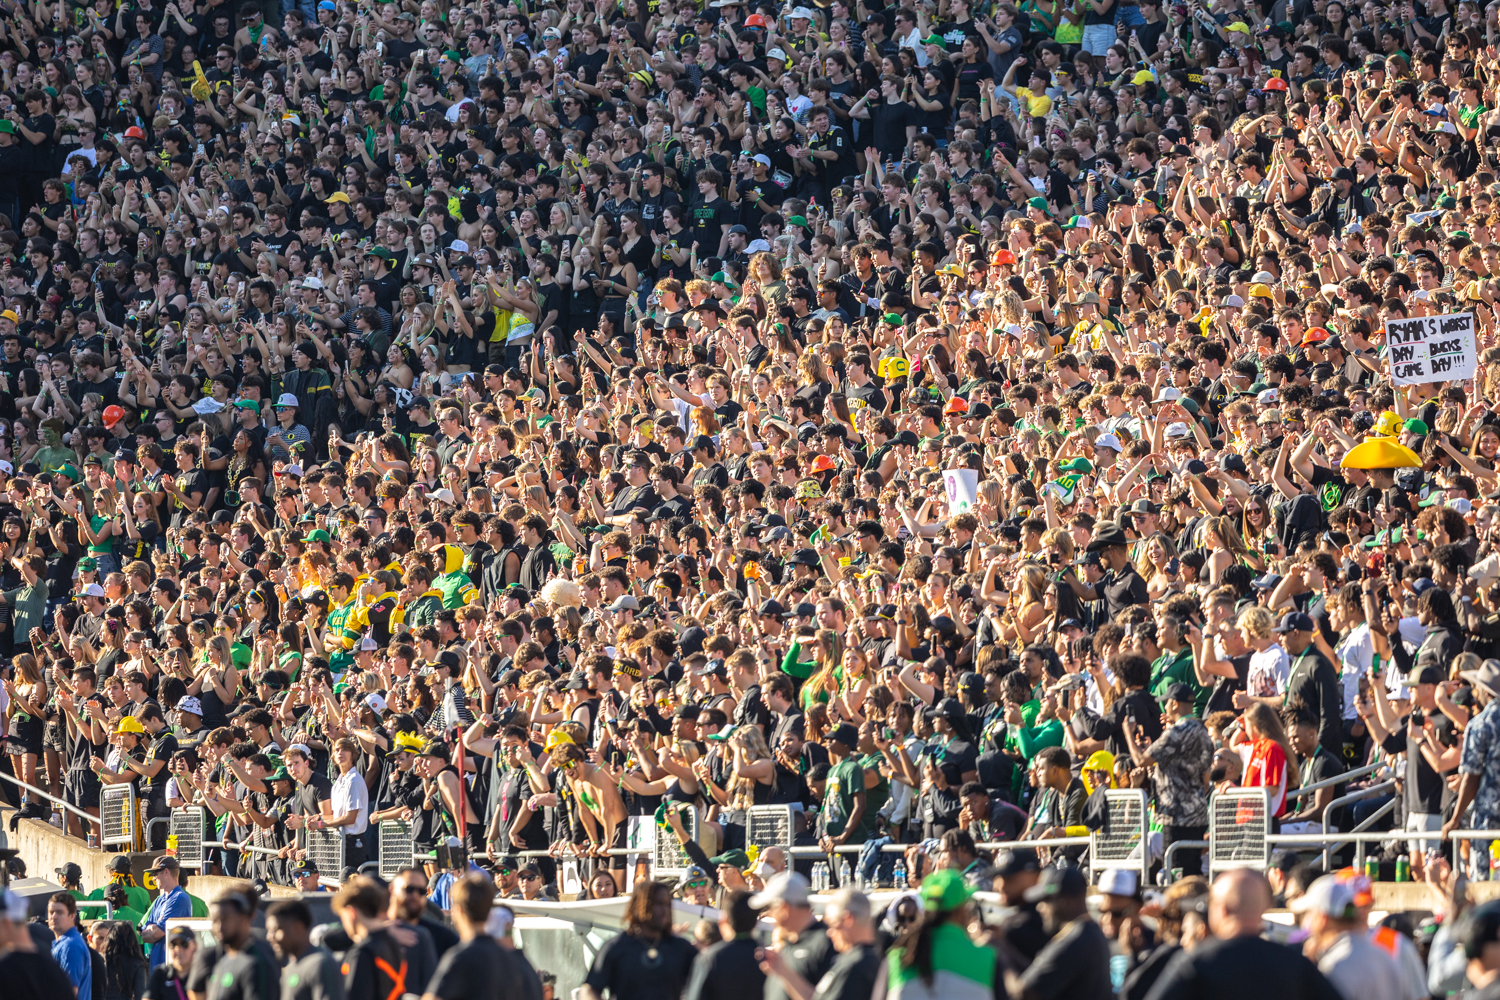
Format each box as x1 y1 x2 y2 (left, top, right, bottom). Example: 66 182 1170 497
1386 312 1476 386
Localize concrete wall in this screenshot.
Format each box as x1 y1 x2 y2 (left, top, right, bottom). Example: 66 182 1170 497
5 805 161 896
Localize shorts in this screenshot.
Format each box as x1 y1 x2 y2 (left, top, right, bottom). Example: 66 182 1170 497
6 717 43 756
1405 812 1442 855
43 720 65 752
608 821 628 869
64 769 101 810
1081 23 1117 55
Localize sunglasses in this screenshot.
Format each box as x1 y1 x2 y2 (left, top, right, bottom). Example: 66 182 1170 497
520 873 541 881
684 880 709 889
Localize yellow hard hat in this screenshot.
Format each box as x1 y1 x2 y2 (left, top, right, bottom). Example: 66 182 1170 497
1084 750 1115 772
1373 410 1403 437
544 731 575 752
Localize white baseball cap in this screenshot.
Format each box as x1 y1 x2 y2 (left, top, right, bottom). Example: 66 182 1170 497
1097 867 1139 897
1289 875 1357 918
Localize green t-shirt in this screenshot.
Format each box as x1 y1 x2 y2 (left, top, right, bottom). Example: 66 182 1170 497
87 515 116 555
1150 647 1206 715
824 757 867 839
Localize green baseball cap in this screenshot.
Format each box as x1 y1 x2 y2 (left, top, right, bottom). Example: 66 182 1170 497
920 868 975 913
305 528 332 543
709 849 751 869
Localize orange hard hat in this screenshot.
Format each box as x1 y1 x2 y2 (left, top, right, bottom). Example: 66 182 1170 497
744 13 768 27
810 454 836 473
1263 77 1289 92
103 405 126 429
991 249 1017 266
124 126 146 140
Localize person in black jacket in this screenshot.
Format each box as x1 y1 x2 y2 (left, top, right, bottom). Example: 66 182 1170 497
1142 869 1343 1000
1085 654 1164 760
684 890 765 1000
335 877 408 1000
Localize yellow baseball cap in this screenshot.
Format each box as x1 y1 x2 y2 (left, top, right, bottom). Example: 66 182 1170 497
1248 283 1274 298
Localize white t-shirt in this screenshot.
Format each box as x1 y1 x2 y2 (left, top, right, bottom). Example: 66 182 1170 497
1335 622 1374 720
1247 643 1290 699
331 768 370 836
897 27 930 66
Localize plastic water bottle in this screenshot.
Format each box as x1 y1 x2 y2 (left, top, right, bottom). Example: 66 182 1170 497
894 857 907 887
811 862 824 891
839 858 852 888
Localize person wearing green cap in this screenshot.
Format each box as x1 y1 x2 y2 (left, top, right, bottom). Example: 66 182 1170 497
883 870 994 1000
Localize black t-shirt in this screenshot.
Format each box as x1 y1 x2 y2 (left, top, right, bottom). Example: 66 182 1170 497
1382 707 1456 814
428 934 544 1000
868 101 916 160
204 938 280 1000
295 771 334 816
584 932 698 1000
142 730 179 797
0 948 80 1000
1144 933 1344 1000
759 922 835 1000
815 943 881 1000
689 197 734 252
1019 916 1113 1000
143 961 191 1000
169 468 209 528
1102 565 1150 618
686 937 764 1000
736 177 787 227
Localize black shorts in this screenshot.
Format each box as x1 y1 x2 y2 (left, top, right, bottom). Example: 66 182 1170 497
64 769 101 810
608 822 628 868
43 720 65 752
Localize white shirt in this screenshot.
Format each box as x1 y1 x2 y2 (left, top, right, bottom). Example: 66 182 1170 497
1335 622 1374 720
896 27 929 66
1318 931 1405 1000
1247 643 1290 699
331 768 369 836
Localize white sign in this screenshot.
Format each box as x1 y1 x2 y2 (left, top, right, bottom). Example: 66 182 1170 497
943 468 978 513
1386 312 1476 386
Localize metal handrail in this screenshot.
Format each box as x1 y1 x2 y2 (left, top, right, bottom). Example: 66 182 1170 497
1264 830 1496 843
1320 780 1397 870
1161 840 1209 882
0 770 98 831
202 840 287 858
1285 761 1386 801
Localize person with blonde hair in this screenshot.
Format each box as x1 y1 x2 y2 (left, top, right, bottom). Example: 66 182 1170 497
1237 606 1290 707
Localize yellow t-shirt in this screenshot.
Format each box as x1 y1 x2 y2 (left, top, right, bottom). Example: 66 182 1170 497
1014 87 1054 118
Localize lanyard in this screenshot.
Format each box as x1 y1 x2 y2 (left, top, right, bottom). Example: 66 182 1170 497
1283 648 1315 705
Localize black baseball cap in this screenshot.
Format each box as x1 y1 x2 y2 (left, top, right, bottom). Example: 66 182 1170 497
1024 865 1089 901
